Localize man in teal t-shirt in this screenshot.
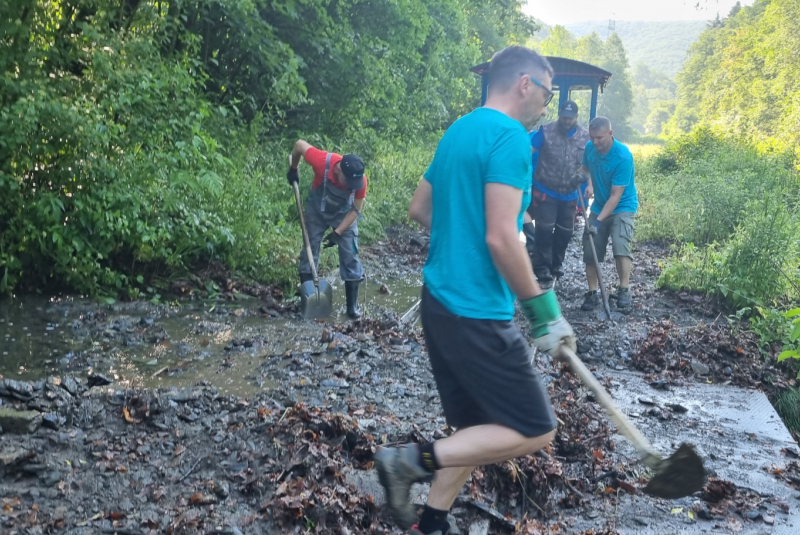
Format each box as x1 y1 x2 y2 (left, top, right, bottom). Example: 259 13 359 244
579 116 638 311
374 47 578 535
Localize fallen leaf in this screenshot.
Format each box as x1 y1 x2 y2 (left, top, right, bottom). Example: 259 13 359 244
122 407 140 424
174 445 186 457
671 507 684 514
108 512 125 520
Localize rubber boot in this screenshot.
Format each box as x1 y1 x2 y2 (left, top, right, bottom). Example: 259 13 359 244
345 280 361 319
296 273 313 296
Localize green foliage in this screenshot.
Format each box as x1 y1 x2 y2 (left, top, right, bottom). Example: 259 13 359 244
530 29 635 138
1 0 537 296
774 387 800 436
666 0 800 155
565 20 706 77
776 309 800 377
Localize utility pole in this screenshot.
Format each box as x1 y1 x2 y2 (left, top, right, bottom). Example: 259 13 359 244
607 13 615 39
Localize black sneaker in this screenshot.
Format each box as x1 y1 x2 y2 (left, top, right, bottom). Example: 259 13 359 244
581 290 600 311
552 267 565 279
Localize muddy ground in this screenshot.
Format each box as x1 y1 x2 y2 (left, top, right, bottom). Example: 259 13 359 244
1 227 799 534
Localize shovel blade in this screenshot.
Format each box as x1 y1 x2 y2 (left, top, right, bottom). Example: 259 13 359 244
299 280 333 319
643 443 706 499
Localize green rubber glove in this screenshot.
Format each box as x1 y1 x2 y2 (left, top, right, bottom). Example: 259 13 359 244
520 290 577 357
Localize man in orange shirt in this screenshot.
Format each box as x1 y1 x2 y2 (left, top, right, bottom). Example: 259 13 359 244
287 141 367 318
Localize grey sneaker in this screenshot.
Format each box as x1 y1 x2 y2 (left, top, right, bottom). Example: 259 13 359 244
614 287 632 308
581 290 600 311
374 444 430 529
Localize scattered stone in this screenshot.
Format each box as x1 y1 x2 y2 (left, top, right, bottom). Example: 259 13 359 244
691 361 710 375
41 413 61 430
87 373 113 387
649 379 669 390
0 408 43 434
61 376 79 396
723 366 733 376
665 403 689 413
638 397 656 405
320 379 349 389
468 519 490 535
763 515 774 525
379 283 391 295
139 316 155 327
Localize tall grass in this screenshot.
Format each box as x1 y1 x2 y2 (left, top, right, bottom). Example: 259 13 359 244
635 127 800 309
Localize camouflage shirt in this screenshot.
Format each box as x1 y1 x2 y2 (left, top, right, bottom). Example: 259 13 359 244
533 122 590 196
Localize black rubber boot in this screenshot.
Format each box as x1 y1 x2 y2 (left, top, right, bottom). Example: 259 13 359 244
345 280 361 319
295 273 313 296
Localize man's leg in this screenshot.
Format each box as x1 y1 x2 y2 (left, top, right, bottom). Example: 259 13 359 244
298 202 328 278
551 199 576 277
375 287 556 530
532 191 558 285
337 225 364 318
615 256 632 287
609 212 635 308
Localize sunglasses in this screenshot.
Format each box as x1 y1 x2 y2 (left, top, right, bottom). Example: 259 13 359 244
526 75 554 107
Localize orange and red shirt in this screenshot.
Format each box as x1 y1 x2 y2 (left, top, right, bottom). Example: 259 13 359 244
305 147 368 199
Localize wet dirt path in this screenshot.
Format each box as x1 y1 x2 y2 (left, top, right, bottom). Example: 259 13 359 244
1 227 798 534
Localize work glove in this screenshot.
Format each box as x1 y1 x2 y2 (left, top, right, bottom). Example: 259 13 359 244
584 217 602 236
520 290 577 358
287 167 299 186
322 230 341 248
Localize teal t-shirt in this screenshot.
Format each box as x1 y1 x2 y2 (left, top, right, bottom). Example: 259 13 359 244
422 108 532 320
583 139 638 215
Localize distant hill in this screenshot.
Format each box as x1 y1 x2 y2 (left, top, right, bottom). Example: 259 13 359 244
564 20 706 76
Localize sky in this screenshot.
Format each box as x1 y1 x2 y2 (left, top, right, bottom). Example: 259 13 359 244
524 0 756 25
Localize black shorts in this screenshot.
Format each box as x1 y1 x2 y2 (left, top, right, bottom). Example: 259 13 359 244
420 286 556 438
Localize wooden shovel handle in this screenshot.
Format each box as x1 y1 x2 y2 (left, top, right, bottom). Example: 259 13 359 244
290 155 319 287
559 346 661 465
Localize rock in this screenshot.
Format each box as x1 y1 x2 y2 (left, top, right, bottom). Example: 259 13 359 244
379 283 391 295
0 408 43 434
638 398 656 406
139 316 155 327
3 379 34 399
649 379 669 390
320 379 349 389
723 366 733 376
40 470 63 487
691 361 710 375
212 480 230 498
61 376 79 396
41 413 61 430
468 519 490 535
665 403 689 413
763 515 774 525
744 510 761 521
87 373 113 387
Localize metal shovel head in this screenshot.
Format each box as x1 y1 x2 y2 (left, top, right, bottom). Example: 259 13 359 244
299 280 333 319
643 443 706 499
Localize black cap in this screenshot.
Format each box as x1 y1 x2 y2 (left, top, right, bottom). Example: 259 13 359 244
559 100 579 118
340 154 365 190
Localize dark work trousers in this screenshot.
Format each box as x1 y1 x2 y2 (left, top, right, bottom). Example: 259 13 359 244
528 189 576 281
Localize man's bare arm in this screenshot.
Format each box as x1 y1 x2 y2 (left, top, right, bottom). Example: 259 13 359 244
290 140 314 168
409 179 433 231
334 197 364 234
596 185 624 221
485 183 542 300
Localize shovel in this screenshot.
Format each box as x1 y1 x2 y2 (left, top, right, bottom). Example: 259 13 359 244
559 346 706 499
290 155 333 319
577 188 613 321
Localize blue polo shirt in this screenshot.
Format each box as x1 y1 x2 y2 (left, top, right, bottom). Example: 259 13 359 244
582 139 638 215
423 108 532 320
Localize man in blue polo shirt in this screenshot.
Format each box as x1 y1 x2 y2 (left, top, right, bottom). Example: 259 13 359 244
373 46 577 535
579 116 638 310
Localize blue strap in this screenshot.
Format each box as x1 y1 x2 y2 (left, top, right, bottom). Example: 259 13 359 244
532 181 579 202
